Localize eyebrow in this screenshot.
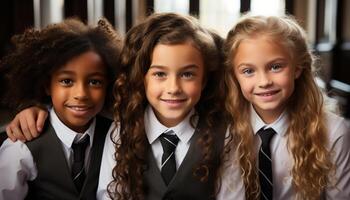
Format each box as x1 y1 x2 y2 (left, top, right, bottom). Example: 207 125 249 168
236 57 288 68
149 64 199 70
236 63 254 68
55 70 106 76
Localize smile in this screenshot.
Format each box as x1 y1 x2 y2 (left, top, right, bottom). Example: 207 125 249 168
66 105 92 111
161 99 186 103
255 90 280 96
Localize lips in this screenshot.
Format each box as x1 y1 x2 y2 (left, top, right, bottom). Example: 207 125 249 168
162 99 186 103
65 105 93 116
255 90 280 96
161 98 187 108
66 105 91 110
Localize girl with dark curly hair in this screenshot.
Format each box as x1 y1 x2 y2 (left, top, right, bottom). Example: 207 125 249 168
0 18 122 199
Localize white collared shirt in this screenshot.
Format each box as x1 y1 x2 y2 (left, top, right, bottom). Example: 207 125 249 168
97 106 197 199
218 106 350 200
248 106 350 199
144 106 196 170
0 108 96 200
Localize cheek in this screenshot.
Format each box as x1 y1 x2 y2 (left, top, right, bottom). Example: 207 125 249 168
236 77 252 97
279 74 296 94
144 79 161 100
185 82 203 101
49 86 65 102
92 89 107 102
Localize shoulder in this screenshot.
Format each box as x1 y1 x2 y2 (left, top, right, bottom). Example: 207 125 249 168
0 138 33 165
103 122 120 148
324 112 350 148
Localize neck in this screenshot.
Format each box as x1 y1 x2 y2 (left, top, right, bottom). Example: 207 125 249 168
254 106 284 124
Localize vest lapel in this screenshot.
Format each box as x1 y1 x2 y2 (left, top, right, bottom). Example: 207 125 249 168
167 124 201 189
144 144 168 193
26 123 78 196
80 116 111 198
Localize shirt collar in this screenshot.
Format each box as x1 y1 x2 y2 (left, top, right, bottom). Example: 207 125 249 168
144 105 196 144
250 105 289 136
49 108 96 148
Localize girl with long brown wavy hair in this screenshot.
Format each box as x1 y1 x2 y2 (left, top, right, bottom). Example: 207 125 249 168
101 12 230 200
223 15 350 200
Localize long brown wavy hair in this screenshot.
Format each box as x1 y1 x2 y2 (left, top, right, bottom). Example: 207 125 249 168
0 18 122 111
108 13 227 199
224 15 334 200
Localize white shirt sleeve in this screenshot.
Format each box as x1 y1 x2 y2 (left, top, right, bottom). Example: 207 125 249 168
0 139 37 200
216 127 245 200
324 114 350 199
97 123 119 200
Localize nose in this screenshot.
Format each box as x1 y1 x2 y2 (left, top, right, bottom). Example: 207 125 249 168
73 82 89 100
258 72 273 88
167 76 182 95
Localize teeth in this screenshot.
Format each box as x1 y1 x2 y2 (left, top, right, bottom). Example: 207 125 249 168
69 106 89 111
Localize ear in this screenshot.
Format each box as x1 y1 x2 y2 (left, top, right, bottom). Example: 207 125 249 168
294 66 303 79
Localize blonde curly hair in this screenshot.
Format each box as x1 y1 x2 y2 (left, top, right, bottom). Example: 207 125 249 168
224 15 334 200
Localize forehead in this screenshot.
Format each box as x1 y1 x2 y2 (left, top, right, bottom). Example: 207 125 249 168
55 51 106 75
234 36 291 63
151 43 204 69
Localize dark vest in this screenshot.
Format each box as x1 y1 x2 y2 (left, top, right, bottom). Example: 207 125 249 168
25 115 111 200
143 119 226 200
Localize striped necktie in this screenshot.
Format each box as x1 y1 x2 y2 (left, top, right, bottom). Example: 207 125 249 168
159 131 179 185
71 135 90 191
257 128 275 200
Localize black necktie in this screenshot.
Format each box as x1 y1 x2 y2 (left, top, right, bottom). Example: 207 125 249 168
257 128 276 200
159 131 179 185
71 135 90 191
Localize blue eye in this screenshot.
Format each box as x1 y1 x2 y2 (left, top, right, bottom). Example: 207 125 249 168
242 68 254 76
270 63 283 72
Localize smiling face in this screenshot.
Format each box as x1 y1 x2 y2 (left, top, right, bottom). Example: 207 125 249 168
233 36 302 123
49 51 107 132
144 43 205 127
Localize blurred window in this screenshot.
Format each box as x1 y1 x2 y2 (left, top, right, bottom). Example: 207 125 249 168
251 0 285 16
154 0 189 14
199 0 240 37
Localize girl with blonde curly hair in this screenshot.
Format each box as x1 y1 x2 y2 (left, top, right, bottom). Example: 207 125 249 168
222 15 350 200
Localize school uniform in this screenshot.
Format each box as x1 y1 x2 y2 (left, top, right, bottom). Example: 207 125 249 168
219 106 350 200
0 108 111 200
97 106 227 200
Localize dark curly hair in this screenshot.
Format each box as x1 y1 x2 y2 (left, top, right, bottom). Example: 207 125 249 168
0 18 122 111
109 13 228 199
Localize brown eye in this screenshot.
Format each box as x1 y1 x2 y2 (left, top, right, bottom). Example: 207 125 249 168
89 79 103 86
59 79 73 86
181 71 194 79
